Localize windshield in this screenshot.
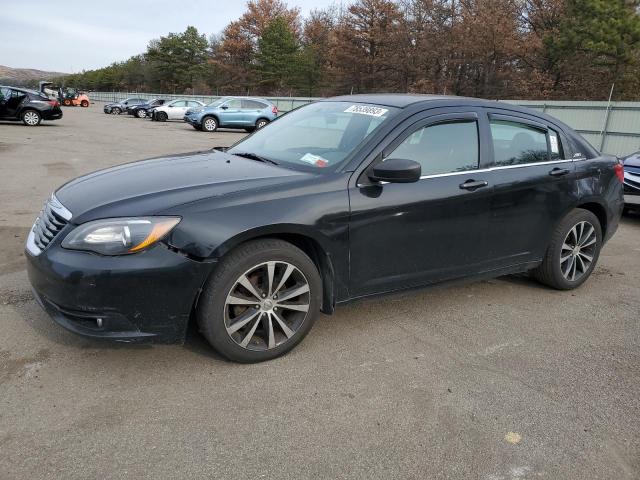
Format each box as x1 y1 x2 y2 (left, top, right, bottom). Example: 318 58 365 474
228 101 398 171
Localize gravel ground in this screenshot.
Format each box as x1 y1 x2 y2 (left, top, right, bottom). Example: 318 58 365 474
0 104 638 479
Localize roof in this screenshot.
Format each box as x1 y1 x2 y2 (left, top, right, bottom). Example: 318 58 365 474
325 93 573 130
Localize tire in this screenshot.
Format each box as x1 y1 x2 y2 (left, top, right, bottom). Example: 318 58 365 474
256 118 269 129
197 239 322 363
21 109 41 126
532 208 602 290
63 99 71 106
156 111 168 122
202 116 218 132
111 107 121 115
80 100 89 107
136 109 147 118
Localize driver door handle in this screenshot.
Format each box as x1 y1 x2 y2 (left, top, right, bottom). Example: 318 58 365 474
549 167 570 177
459 179 489 191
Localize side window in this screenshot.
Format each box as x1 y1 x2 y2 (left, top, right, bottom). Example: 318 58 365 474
172 101 186 107
242 100 266 109
549 129 564 160
224 99 242 109
385 121 479 176
490 120 548 166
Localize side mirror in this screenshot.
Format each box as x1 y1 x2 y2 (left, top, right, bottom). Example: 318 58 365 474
368 158 421 183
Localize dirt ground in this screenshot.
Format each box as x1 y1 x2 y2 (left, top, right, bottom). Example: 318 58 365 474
0 104 639 479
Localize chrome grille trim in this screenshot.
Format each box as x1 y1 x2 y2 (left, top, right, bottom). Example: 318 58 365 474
26 194 72 256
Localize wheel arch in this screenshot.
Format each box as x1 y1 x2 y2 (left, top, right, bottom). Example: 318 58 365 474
201 113 220 125
197 227 337 315
575 201 608 237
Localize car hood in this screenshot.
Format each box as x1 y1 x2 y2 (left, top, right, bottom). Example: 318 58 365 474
56 150 309 223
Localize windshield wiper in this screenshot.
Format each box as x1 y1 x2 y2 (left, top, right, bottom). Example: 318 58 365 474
232 152 279 165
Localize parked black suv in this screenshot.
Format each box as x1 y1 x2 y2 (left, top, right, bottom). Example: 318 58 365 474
26 94 623 362
0 86 63 126
127 98 167 118
103 98 146 115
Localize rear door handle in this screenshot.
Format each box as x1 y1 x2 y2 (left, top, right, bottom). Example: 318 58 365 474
549 167 570 177
459 180 489 191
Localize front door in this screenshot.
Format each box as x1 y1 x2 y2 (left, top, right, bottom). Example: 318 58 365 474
167 100 189 119
348 111 494 297
219 99 244 126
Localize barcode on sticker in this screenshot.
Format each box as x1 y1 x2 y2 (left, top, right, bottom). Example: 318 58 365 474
344 105 389 117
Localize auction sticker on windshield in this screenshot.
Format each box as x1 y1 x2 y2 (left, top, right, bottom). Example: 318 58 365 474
344 105 389 117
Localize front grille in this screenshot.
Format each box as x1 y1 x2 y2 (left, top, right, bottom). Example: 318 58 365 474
27 195 72 255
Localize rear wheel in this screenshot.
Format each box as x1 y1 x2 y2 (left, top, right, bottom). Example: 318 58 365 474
63 99 71 106
136 109 147 118
21 109 41 126
256 118 269 130
197 239 322 363
532 208 602 290
156 111 168 122
202 116 218 132
80 100 89 107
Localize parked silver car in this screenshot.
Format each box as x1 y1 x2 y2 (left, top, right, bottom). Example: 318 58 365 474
150 99 205 121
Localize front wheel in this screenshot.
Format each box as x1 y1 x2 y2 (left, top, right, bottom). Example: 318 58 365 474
156 111 168 122
202 116 218 132
136 109 147 118
80 100 89 107
197 239 322 363
21 110 41 126
532 208 602 290
63 99 71 106
111 107 121 115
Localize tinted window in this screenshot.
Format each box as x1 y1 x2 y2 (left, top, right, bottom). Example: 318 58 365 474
188 101 201 107
386 121 479 175
490 120 548 166
171 101 186 107
242 100 266 109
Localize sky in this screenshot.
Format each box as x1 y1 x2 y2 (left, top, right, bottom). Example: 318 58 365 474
0 0 345 73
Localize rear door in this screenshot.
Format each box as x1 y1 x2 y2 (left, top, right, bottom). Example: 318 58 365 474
242 99 267 126
348 109 494 297
482 111 578 267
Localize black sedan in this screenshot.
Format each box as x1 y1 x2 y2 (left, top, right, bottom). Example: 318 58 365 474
0 86 63 126
26 94 624 362
127 98 167 118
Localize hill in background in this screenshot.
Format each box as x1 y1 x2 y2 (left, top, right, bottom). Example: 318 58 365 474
0 65 68 86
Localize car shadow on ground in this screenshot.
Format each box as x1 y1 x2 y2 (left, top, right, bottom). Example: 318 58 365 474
0 121 61 127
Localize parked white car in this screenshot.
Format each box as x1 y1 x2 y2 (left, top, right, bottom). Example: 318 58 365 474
150 99 205 121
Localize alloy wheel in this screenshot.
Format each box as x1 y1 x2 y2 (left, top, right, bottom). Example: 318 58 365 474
224 261 310 351
138 110 147 118
257 120 268 129
23 111 40 126
560 220 597 282
204 118 217 131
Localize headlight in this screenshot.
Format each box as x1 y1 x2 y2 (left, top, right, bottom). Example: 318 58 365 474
61 217 180 255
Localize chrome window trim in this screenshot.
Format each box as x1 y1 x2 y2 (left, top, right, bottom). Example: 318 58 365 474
357 159 574 187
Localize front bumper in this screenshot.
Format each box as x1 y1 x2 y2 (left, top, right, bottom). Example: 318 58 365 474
26 239 213 343
183 115 200 126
